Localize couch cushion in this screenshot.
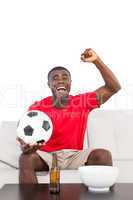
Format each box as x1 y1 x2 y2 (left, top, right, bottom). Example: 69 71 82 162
114 111 133 159
0 121 21 168
88 110 133 160
87 110 118 159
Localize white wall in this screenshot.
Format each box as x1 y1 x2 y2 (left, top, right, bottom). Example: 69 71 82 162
0 0 133 120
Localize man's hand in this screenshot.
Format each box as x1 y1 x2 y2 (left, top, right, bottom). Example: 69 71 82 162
81 48 99 63
16 137 44 154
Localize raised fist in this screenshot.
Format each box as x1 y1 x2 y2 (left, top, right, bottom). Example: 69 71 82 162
81 48 98 63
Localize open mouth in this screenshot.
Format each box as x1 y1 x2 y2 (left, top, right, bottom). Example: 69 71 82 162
56 86 67 92
55 86 69 97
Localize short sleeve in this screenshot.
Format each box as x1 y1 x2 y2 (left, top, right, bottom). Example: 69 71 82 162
75 92 100 111
28 101 41 111
28 97 52 112
85 92 100 110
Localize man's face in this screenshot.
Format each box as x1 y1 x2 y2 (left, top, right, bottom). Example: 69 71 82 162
48 69 71 99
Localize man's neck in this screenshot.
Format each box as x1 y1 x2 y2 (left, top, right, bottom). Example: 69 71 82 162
52 96 69 109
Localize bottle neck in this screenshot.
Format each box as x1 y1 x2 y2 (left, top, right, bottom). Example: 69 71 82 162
51 153 58 169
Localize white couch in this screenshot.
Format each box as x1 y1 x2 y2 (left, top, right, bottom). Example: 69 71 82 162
0 109 133 188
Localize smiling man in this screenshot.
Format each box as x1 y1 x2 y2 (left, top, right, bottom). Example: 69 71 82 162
18 48 121 184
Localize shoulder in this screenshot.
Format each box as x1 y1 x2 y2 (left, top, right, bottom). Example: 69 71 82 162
70 92 100 109
72 92 97 99
28 96 52 110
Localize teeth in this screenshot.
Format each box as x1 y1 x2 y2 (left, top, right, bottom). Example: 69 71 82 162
57 86 66 90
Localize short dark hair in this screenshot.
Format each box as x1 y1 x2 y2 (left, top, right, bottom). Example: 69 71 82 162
48 66 71 81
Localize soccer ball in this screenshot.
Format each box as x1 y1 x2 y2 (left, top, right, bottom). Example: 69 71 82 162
17 110 53 144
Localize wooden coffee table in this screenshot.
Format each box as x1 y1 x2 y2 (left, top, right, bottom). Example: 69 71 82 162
0 183 133 200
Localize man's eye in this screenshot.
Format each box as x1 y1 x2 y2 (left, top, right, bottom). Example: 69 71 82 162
53 77 58 81
63 76 69 80
63 77 67 80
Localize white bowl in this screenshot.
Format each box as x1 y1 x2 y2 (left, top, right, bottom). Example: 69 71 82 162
78 165 119 193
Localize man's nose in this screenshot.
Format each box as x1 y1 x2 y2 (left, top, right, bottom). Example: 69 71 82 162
57 76 64 83
57 79 64 84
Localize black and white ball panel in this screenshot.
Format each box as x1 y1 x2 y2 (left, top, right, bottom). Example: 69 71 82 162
17 110 53 144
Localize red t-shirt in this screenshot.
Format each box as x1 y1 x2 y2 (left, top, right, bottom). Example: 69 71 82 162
28 92 100 152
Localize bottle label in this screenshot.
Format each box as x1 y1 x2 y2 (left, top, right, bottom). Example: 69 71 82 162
50 171 58 183
50 170 60 193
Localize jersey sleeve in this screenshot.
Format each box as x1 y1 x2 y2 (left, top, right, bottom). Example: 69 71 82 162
28 101 41 111
78 92 100 111
85 92 100 110
28 97 51 112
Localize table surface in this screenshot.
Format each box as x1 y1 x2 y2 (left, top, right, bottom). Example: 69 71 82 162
0 183 133 200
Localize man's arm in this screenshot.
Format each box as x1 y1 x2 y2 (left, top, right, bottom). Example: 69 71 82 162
81 48 121 105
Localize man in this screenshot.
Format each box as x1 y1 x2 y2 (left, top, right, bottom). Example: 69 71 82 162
18 48 121 183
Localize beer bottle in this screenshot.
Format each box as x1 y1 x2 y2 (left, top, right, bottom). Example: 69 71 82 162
49 152 60 193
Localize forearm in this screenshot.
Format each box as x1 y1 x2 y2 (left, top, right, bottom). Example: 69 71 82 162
93 57 121 92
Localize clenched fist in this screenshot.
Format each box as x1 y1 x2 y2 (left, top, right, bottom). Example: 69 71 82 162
81 48 99 63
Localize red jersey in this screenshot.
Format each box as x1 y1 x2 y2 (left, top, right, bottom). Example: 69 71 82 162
28 92 99 152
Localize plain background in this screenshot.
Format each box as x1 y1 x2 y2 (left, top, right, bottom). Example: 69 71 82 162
0 0 133 120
